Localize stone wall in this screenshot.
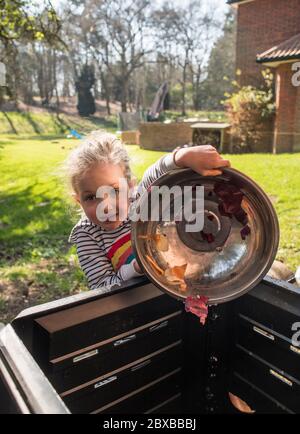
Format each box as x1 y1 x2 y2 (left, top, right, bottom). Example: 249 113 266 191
121 130 140 145
139 122 193 151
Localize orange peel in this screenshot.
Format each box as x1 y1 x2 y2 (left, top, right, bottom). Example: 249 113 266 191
145 254 164 275
164 264 187 291
228 392 255 413
139 234 169 251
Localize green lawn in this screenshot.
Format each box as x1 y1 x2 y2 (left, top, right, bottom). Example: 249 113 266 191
0 132 299 323
0 111 117 135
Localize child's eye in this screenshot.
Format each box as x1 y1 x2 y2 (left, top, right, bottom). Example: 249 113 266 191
84 195 96 201
106 188 119 198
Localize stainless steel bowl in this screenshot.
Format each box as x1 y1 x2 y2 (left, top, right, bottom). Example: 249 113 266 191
131 168 279 305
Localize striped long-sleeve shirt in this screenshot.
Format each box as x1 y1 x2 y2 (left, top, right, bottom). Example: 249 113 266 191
68 153 179 291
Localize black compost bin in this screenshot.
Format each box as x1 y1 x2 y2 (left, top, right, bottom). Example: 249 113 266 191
0 276 299 414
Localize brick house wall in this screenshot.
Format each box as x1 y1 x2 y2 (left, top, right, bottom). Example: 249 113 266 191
232 0 300 152
274 63 299 152
236 0 300 86
294 79 300 151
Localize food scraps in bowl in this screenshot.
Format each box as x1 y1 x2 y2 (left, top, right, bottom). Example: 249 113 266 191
214 182 251 241
164 264 188 291
139 233 169 251
145 254 164 275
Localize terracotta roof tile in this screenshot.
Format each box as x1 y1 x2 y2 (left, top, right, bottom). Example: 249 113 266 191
257 33 300 64
227 0 253 4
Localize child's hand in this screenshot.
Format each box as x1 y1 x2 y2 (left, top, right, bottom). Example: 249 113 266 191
174 145 231 176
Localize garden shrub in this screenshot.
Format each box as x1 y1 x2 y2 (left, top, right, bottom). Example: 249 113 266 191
224 69 275 152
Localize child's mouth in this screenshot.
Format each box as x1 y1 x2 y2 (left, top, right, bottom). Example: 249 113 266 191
102 213 119 223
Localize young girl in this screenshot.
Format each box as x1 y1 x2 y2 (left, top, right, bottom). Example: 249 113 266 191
65 131 230 291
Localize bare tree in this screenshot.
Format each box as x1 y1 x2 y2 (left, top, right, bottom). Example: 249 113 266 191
152 0 219 115
81 0 152 112
0 0 64 108
1 0 229 115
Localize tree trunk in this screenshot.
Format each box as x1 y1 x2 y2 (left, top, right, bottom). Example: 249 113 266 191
106 95 111 115
120 50 128 112
100 69 111 115
121 78 128 112
192 64 201 111
53 50 60 110
181 63 187 116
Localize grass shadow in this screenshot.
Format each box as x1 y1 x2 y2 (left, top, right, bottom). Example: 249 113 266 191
0 183 76 266
50 113 70 134
21 112 42 134
89 115 117 131
2 111 18 134
17 134 69 141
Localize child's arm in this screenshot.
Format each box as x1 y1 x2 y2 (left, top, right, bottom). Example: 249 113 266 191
137 151 179 193
138 145 230 193
172 145 230 176
73 230 141 290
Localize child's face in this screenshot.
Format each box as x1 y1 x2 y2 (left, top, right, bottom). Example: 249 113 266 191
74 162 130 231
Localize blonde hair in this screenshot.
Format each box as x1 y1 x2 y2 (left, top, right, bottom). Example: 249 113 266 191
63 131 131 193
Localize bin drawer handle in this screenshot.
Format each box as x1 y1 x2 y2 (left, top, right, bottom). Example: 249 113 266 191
149 320 168 332
269 369 293 387
131 359 151 372
253 326 274 341
94 375 117 389
113 334 136 346
73 349 98 363
290 345 300 355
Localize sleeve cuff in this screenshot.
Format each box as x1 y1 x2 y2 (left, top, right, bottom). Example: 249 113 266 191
118 261 143 281
163 152 181 171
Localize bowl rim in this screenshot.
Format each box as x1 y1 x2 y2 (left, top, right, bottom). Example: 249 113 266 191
131 167 280 305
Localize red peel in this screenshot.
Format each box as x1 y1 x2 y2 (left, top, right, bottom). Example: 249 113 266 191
214 182 251 240
235 208 248 226
240 224 251 240
201 231 215 243
184 296 209 325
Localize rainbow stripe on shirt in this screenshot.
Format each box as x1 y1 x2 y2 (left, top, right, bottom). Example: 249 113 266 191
107 232 135 271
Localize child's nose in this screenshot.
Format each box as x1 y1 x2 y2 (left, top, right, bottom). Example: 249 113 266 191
98 196 118 218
